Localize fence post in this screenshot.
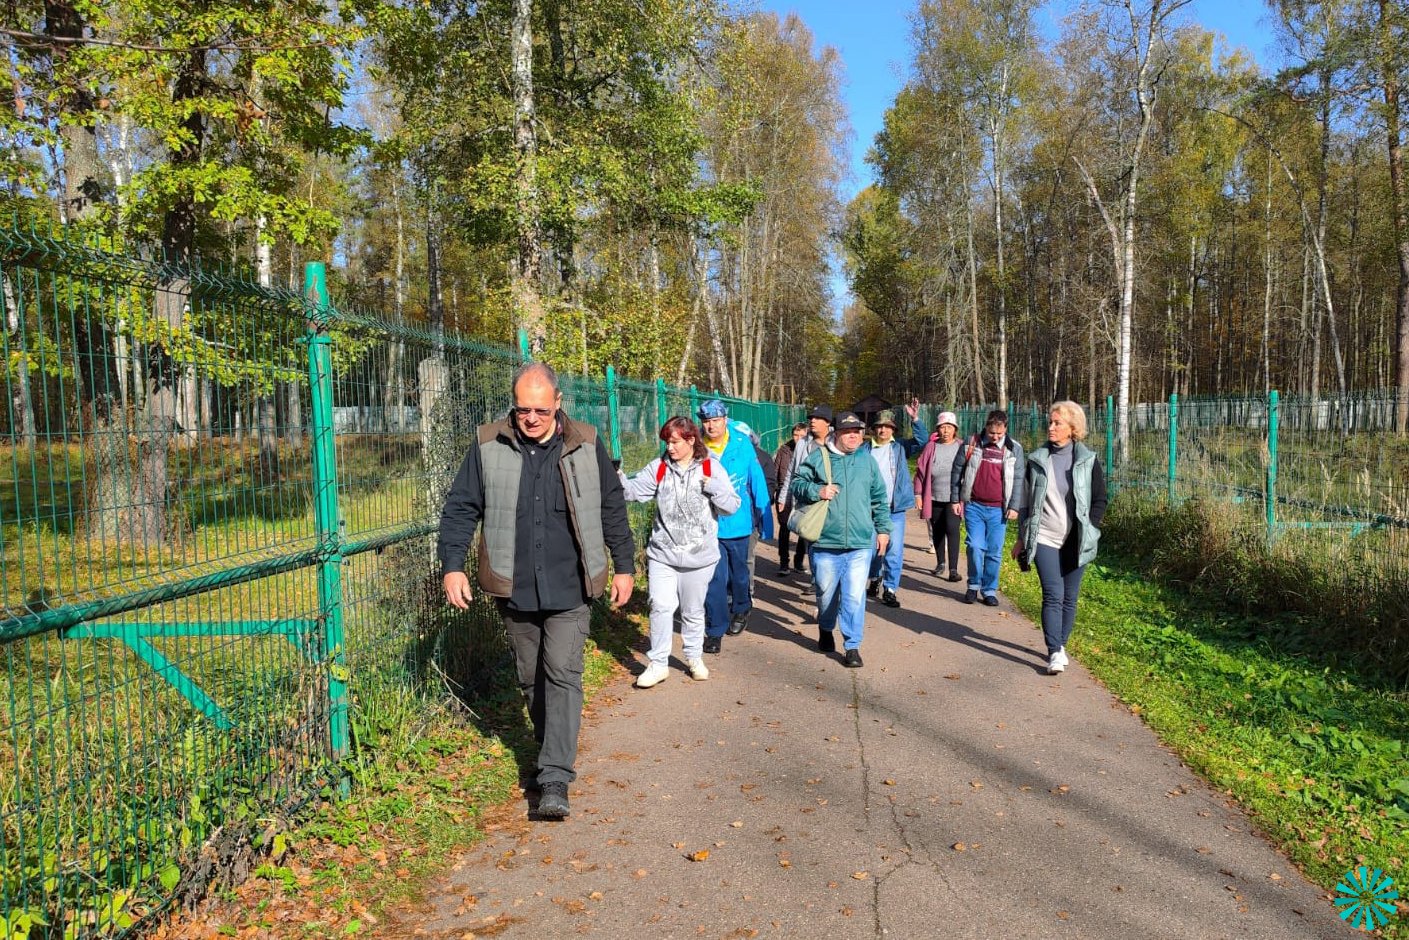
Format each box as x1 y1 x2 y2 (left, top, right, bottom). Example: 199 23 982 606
303 262 348 767
1168 392 1178 504
606 365 622 462
655 377 668 430
689 384 700 419
517 328 531 362
1266 389 1279 541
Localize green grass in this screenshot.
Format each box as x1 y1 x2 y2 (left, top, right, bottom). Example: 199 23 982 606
1000 539 1409 938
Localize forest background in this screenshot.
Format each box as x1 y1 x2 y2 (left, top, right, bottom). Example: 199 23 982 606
2 0 1406 453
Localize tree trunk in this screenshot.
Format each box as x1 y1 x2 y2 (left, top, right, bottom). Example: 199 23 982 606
511 0 545 352
255 216 278 479
1383 0 1409 432
1262 149 1274 396
696 238 734 396
4 274 35 448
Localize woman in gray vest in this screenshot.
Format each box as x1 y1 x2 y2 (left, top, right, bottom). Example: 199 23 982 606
620 417 741 688
1015 401 1108 675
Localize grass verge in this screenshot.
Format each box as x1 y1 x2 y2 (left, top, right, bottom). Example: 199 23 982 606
152 599 645 939
999 529 1409 938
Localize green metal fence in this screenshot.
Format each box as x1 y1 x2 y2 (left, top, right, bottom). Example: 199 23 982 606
0 225 798 937
961 390 1409 589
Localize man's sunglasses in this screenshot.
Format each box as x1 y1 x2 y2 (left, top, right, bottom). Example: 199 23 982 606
512 406 555 418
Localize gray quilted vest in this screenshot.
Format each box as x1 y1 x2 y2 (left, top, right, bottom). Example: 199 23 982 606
475 415 610 599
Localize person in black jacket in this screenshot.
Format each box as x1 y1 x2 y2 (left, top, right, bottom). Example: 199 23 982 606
773 423 806 576
438 362 635 818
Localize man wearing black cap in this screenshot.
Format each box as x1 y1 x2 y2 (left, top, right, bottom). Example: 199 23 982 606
778 404 833 592
789 410 892 667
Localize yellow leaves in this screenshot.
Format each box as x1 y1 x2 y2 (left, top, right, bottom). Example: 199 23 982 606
686 849 710 862
851 870 869 880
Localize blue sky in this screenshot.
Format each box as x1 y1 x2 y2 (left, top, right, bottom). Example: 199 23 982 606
752 0 1286 309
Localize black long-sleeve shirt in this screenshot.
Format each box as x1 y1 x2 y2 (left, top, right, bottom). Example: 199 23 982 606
437 419 635 612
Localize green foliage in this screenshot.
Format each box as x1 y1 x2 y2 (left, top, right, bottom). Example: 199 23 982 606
1102 495 1409 684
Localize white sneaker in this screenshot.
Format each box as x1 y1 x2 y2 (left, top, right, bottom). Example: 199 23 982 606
636 662 670 688
1055 647 1069 668
686 657 710 681
1047 652 1065 675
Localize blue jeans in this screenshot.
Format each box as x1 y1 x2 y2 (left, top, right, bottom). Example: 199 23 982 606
964 503 1007 596
705 536 752 638
868 511 907 591
1034 543 1086 655
813 547 874 650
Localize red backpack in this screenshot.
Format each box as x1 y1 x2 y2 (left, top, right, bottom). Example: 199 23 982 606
656 457 712 484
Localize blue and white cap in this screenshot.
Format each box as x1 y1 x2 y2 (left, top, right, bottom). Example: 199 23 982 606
698 399 728 419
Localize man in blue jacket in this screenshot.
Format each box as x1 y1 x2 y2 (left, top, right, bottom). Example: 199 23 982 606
699 399 771 654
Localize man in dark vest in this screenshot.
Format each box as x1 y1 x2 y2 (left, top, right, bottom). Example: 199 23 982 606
438 362 635 818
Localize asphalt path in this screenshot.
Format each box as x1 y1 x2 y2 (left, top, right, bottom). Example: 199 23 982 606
397 525 1360 939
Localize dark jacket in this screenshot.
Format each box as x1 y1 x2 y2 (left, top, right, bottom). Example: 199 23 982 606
754 444 779 504
437 411 635 610
950 432 1025 514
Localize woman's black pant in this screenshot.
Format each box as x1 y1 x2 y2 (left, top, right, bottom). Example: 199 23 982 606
929 501 961 571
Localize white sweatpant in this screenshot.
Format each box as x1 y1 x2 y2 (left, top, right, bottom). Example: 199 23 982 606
647 558 716 666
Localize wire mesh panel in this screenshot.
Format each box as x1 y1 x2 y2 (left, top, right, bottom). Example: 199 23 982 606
0 226 805 936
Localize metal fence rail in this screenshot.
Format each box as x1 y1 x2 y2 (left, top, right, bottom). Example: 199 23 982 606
0 225 797 937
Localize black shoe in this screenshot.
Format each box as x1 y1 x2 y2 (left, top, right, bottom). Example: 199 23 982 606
537 781 570 818
881 589 900 608
703 635 722 654
817 629 836 653
947 572 963 583
866 578 881 598
963 589 978 604
778 565 792 578
843 649 863 668
983 594 1000 607
726 611 749 636
519 774 541 794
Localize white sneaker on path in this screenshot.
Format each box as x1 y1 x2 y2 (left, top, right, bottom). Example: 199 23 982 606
636 662 670 688
686 658 710 681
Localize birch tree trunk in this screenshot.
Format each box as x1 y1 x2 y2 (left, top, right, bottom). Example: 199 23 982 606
511 0 545 352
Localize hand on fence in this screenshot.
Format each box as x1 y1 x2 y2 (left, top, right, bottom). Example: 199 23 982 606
610 572 635 609
444 572 474 609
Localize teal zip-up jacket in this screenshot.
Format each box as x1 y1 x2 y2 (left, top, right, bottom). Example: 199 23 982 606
790 443 892 550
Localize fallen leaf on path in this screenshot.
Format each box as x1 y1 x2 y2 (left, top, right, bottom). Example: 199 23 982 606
632 869 649 879
730 821 743 828
883 779 896 786
953 843 967 852
688 850 710 862
1057 911 1070 921
852 871 869 880
840 906 854 916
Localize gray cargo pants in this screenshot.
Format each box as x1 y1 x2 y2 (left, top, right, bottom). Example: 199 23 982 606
499 602 592 786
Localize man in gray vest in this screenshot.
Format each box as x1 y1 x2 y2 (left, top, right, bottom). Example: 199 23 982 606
438 362 635 818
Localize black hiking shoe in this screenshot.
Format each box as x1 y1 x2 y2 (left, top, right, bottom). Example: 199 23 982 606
843 649 863 668
881 589 900 608
703 635 722 654
963 589 978 604
537 782 570 818
817 629 836 653
866 577 881 598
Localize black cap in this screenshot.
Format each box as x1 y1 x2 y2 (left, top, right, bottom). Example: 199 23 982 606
834 411 865 430
807 404 833 423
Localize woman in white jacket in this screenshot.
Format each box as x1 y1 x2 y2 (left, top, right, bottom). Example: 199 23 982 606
621 417 741 687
